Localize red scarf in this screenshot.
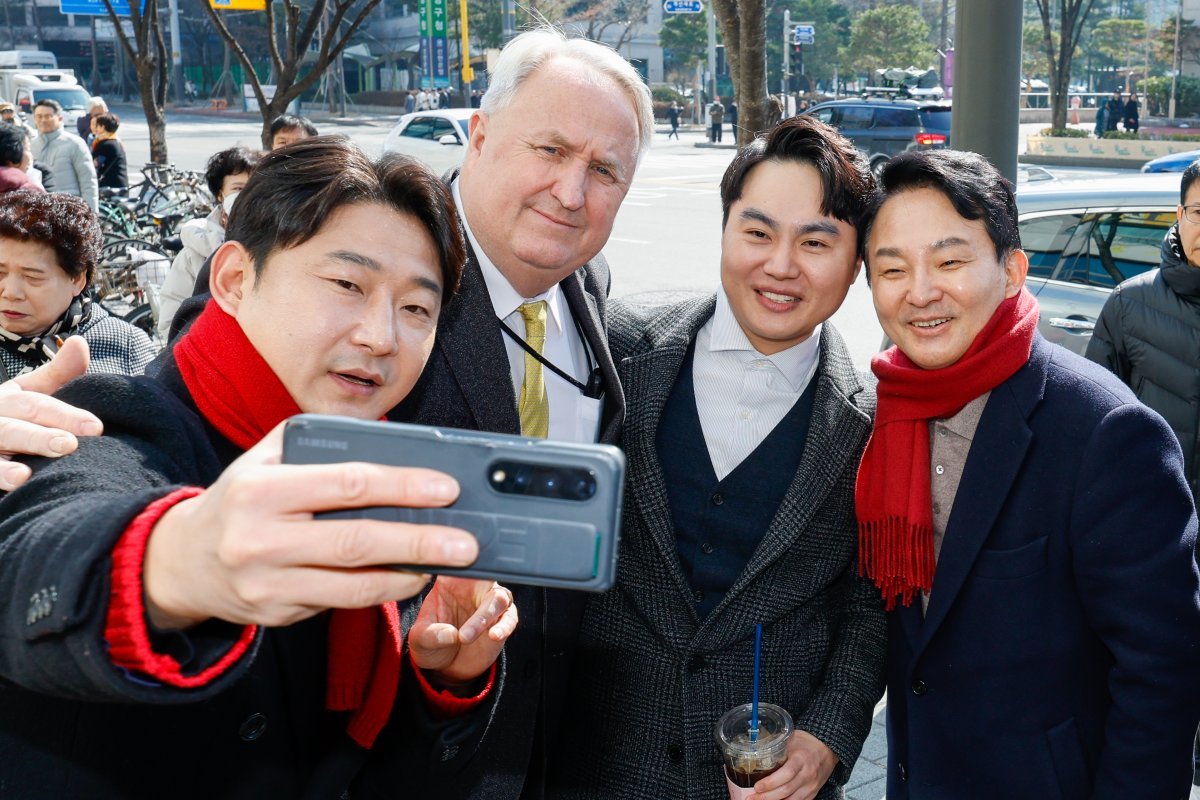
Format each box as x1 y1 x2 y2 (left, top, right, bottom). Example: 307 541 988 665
174 300 402 748
856 289 1039 610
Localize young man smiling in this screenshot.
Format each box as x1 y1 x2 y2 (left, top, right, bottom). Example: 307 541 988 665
551 115 886 800
861 149 1200 799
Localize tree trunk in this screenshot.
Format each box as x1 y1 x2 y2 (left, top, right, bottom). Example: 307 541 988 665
710 0 770 147
136 64 169 162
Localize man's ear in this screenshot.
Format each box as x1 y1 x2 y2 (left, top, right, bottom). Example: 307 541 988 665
209 241 255 316
466 110 488 160
1003 248 1030 298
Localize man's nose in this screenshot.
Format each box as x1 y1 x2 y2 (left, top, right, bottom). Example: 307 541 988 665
351 298 400 356
550 160 588 212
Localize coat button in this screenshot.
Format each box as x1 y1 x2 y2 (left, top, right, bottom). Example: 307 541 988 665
687 654 705 673
898 762 907 781
911 679 927 696
700 542 714 555
239 712 268 741
693 590 704 604
667 744 683 763
711 492 724 506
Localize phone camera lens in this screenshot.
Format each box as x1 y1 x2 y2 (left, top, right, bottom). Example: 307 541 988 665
572 476 597 500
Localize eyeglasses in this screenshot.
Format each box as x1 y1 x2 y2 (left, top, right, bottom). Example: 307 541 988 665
1182 206 1200 225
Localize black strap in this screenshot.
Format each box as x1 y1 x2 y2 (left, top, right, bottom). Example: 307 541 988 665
498 315 604 399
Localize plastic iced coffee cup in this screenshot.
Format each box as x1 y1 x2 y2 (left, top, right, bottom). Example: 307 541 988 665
715 702 793 800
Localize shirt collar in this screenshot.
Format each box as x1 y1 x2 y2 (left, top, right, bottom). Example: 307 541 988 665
707 286 822 393
452 177 565 334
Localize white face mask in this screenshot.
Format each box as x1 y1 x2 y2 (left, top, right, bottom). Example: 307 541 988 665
222 191 239 216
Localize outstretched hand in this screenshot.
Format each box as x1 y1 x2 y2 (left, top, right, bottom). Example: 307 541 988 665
409 577 517 688
143 422 481 630
0 337 100 492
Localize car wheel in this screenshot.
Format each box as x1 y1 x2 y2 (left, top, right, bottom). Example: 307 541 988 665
871 157 889 181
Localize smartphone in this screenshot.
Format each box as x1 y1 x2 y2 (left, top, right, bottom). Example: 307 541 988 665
281 414 625 592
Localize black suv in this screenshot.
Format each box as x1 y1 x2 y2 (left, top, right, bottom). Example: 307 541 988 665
802 98 952 178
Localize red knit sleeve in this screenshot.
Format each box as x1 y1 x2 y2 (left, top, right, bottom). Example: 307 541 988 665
407 648 497 719
105 487 258 688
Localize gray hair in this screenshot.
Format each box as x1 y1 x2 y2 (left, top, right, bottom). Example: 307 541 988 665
480 27 653 163
86 96 107 112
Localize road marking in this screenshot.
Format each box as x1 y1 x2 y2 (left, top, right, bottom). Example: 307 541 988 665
621 201 653 207
608 236 651 244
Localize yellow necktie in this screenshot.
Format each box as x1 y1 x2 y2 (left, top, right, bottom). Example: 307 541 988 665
517 301 549 438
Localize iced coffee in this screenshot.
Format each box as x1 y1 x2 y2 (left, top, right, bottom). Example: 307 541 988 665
715 702 793 800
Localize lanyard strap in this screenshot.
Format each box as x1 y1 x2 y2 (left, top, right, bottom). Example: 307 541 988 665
498 314 604 399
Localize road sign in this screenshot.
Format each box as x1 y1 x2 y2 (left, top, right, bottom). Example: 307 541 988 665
663 0 703 13
793 23 815 45
59 0 146 17
210 0 266 10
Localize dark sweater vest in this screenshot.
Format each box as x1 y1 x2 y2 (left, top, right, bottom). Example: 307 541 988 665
656 343 818 618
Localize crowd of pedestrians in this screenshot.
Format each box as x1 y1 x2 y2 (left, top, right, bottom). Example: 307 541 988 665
0 24 1197 800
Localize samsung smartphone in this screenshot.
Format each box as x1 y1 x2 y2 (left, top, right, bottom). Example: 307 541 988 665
282 414 625 592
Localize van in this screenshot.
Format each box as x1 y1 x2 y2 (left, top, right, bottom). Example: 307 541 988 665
0 50 58 70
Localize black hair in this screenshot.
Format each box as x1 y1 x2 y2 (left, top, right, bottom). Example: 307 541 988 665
33 98 62 115
1181 161 1200 206
863 149 1021 269
269 114 319 139
719 115 877 252
225 135 464 302
0 190 101 285
92 112 120 133
0 123 26 167
204 146 263 199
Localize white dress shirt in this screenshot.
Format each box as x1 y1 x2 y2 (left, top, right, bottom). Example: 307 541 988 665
452 180 601 443
693 288 822 480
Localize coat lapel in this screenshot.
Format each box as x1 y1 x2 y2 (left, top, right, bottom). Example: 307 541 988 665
914 337 1050 654
434 248 521 434
561 270 625 445
617 296 716 633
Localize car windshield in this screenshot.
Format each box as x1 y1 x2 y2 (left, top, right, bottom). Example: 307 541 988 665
456 118 469 138
918 108 952 132
34 88 89 110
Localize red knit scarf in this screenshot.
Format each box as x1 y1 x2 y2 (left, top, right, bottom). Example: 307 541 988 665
856 288 1039 610
174 299 402 748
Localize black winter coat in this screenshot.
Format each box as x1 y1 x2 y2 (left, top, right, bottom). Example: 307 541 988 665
1086 224 1200 498
0 363 365 799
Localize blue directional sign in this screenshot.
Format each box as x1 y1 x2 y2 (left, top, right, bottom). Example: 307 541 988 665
663 0 703 13
793 24 815 45
59 0 145 17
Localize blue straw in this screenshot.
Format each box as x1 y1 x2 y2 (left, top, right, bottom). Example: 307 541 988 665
750 623 762 743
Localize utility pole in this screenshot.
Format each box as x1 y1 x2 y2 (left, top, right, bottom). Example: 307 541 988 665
167 0 184 104
951 0 1021 183
1170 0 1182 119
782 9 790 96
706 6 716 102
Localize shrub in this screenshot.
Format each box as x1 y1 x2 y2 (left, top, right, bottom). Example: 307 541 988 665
1039 127 1089 137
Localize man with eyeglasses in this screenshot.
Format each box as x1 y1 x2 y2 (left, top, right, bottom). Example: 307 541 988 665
1088 161 1200 506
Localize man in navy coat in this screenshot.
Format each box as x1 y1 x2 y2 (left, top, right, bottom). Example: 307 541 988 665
859 148 1200 799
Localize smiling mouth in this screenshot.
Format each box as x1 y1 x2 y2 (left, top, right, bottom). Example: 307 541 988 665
758 290 800 304
911 318 951 329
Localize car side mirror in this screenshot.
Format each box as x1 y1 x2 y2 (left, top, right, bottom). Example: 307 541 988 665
438 134 460 146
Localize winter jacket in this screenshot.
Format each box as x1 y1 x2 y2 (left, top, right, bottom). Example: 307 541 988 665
1086 224 1200 498
156 207 225 339
0 166 42 194
30 127 97 211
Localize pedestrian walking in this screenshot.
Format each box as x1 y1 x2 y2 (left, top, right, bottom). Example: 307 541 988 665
708 96 724 143
666 101 680 139
1125 92 1140 134
30 99 97 211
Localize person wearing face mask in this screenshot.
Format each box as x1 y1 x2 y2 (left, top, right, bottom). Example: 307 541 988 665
156 146 262 339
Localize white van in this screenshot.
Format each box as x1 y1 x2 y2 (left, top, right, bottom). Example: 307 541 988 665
0 51 58 71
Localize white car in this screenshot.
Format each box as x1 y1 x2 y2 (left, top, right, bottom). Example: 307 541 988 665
381 108 473 177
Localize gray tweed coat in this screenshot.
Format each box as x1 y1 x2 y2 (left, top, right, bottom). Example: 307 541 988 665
547 295 886 800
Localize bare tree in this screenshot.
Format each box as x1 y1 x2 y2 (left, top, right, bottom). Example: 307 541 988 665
569 0 651 55
1035 0 1097 131
710 0 769 147
103 0 171 163
199 0 381 148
